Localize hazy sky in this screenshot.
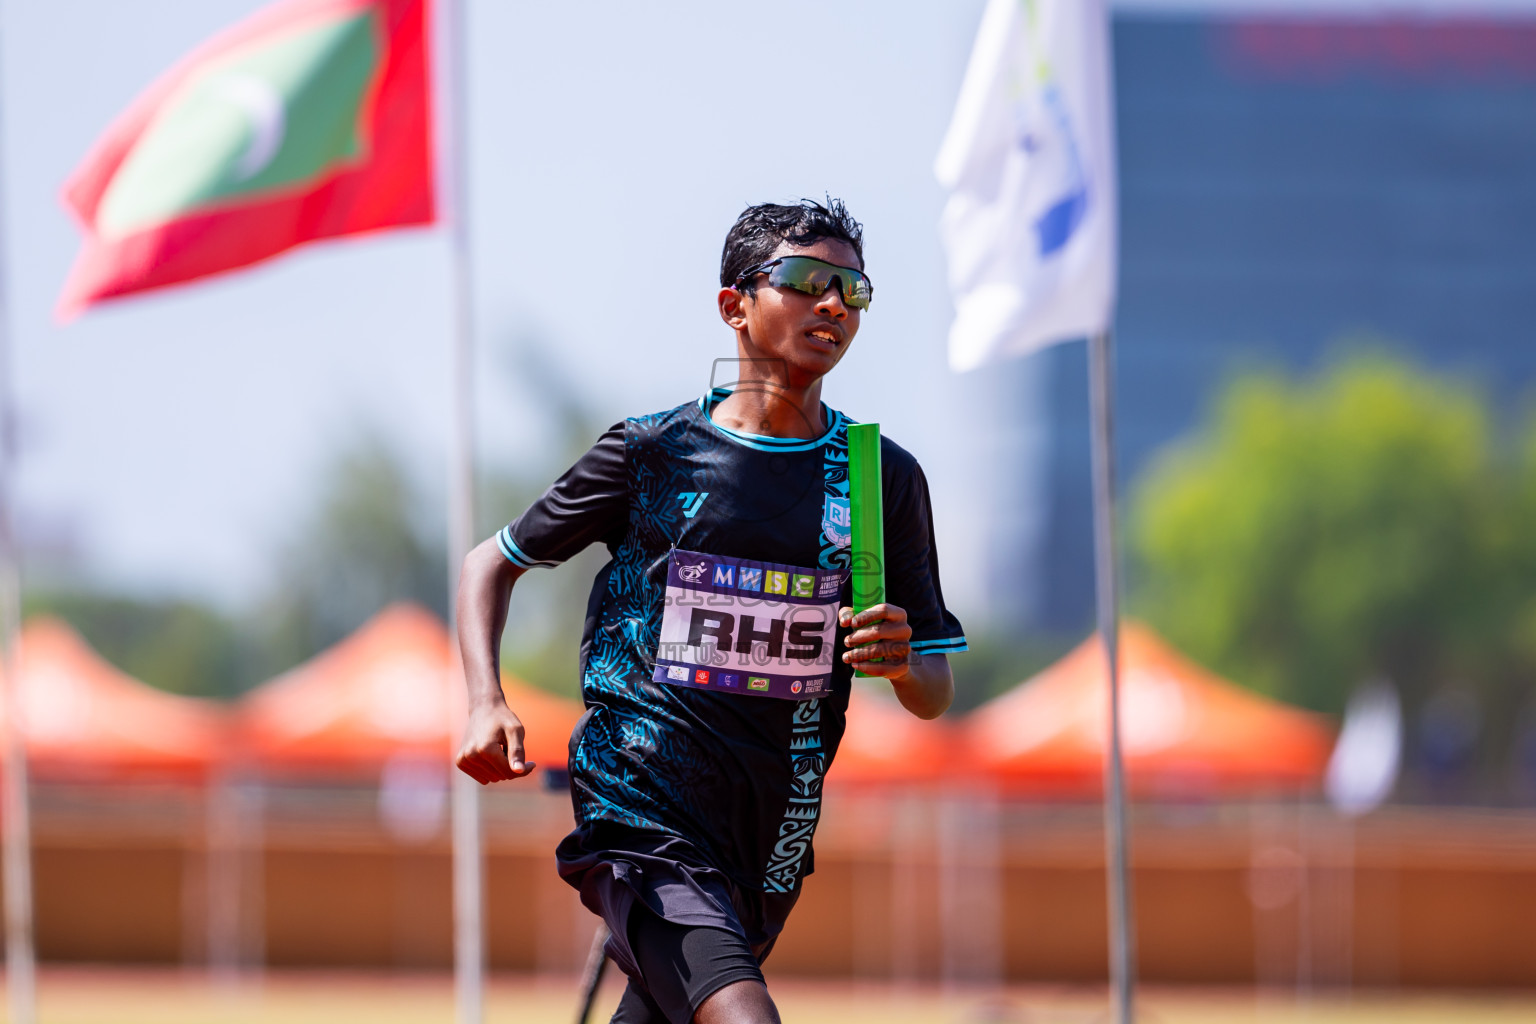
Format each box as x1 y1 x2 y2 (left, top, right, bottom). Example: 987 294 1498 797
10 0 1536 617
10 0 994 611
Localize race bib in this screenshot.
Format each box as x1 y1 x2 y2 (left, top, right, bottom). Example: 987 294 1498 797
652 548 846 701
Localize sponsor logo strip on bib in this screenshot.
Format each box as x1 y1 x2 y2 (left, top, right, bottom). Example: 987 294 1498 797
652 548 846 701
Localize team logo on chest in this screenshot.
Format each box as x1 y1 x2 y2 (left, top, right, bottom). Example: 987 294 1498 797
822 495 851 549
677 491 710 519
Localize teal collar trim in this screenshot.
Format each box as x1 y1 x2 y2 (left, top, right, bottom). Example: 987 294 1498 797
698 387 847 453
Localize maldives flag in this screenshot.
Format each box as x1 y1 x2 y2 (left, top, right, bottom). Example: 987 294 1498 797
58 0 434 319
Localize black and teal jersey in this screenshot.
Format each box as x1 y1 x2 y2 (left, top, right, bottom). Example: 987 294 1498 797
498 389 966 896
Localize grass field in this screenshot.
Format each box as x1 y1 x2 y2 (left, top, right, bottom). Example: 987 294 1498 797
5 969 1535 1024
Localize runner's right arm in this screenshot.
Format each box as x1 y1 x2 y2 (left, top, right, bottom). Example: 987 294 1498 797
455 540 532 784
454 423 629 785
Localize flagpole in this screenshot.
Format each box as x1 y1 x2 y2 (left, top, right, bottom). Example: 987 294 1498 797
0 4 35 1020
1088 329 1135 1024
440 0 484 1022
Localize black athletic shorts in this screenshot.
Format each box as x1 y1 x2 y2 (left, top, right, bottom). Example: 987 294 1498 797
609 907 766 1024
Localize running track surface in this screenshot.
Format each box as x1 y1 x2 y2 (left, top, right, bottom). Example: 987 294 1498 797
3 968 1534 1023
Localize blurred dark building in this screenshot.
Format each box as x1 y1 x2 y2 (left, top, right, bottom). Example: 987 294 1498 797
1021 11 1536 633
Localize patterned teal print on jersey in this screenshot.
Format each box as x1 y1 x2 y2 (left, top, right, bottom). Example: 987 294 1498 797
757 412 851 889
568 405 703 834
818 415 852 572
524 392 965 895
764 698 825 892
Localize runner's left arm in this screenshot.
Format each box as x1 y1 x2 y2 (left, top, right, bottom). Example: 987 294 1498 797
840 603 953 719
839 454 967 720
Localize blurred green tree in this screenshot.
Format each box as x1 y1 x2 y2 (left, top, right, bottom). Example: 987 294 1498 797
945 630 1077 713
249 332 610 695
477 335 610 700
17 329 616 700
257 433 448 676
1130 354 1518 725
20 590 251 697
1503 414 1536 743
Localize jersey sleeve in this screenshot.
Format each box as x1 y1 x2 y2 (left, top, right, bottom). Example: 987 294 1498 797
883 453 968 656
496 423 628 569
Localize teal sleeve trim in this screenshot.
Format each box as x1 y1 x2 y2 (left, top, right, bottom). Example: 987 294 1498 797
910 636 969 654
497 526 559 569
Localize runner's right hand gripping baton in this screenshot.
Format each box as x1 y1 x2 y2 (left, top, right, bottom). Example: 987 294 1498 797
847 422 884 678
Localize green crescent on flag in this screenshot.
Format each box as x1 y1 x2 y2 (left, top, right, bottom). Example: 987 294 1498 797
99 8 381 240
58 0 434 319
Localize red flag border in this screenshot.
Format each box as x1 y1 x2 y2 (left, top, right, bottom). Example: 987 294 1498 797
58 0 434 319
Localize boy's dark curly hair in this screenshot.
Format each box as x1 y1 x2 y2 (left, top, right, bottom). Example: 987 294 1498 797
719 198 865 295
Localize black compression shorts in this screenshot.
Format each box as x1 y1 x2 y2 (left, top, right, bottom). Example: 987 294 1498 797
610 907 766 1024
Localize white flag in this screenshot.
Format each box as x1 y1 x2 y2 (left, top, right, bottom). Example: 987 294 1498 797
1325 680 1402 818
936 0 1118 373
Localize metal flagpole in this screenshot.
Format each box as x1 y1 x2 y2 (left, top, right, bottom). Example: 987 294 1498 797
441 0 483 1022
1088 329 1135 1024
0 3 35 1018
0 391 31 1024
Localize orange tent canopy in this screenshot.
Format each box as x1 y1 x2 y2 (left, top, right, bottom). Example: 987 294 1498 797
959 622 1334 797
499 674 586 774
826 683 953 788
237 603 584 778
1 617 227 780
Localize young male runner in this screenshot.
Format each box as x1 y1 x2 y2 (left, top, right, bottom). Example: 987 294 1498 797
455 199 966 1024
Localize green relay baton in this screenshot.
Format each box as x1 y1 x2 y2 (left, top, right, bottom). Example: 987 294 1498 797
847 422 884 677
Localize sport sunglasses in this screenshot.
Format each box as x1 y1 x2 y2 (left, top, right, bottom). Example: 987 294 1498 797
734 256 873 310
